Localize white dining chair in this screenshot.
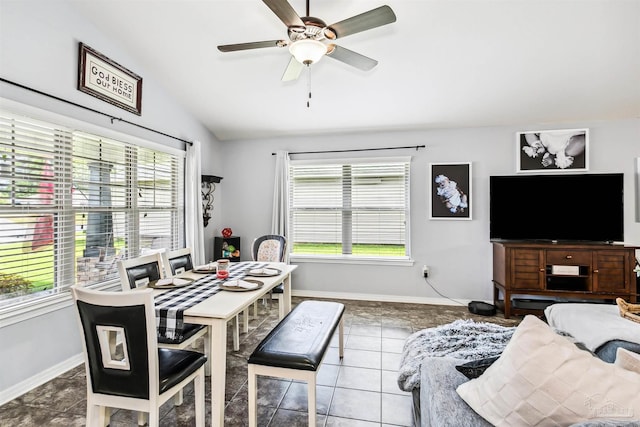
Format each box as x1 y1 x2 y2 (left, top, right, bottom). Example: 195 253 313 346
70 285 206 427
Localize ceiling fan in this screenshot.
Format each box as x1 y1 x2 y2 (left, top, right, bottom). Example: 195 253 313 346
217 0 397 81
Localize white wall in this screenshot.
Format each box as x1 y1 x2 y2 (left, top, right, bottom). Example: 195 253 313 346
0 0 223 401
220 120 640 302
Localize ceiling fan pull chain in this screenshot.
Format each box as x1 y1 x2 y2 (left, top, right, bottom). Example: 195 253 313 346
307 64 312 108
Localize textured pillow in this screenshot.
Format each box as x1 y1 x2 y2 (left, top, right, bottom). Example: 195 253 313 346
455 356 500 379
456 315 640 427
615 347 640 374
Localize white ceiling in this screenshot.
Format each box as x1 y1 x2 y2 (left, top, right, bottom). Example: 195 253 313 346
69 0 640 142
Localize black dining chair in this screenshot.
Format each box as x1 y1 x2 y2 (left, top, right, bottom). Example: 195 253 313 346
70 285 206 427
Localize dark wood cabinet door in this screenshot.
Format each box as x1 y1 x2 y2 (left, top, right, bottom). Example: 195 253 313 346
592 250 631 294
510 249 544 290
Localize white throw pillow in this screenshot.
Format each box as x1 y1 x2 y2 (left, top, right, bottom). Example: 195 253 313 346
456 315 640 427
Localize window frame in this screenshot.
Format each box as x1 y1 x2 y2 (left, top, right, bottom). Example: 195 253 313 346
288 155 413 266
0 99 185 327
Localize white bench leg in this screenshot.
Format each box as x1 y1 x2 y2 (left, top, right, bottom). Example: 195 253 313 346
248 364 258 427
307 374 317 426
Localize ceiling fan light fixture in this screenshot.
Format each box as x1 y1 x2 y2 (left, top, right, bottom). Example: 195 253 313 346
289 39 327 65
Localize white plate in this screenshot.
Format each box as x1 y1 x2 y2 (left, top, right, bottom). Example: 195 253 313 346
193 265 217 274
148 278 194 289
219 279 264 292
245 268 281 277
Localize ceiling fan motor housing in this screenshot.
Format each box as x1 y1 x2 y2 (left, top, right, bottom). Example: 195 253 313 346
288 17 334 42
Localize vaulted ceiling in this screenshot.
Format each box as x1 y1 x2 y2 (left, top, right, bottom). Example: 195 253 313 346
69 0 640 142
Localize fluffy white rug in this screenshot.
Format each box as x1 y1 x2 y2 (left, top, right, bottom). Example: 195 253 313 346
397 319 515 392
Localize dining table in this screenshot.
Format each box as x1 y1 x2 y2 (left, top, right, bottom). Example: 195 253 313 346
150 260 297 426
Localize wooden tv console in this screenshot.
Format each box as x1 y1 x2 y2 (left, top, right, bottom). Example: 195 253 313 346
492 241 638 319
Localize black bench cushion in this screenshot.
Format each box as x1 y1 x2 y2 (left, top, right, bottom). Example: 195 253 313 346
248 300 344 371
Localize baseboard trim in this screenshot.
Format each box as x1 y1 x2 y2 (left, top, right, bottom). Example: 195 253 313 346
291 289 477 306
0 354 83 406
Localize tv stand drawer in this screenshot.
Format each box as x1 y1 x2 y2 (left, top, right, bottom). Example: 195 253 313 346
546 250 591 266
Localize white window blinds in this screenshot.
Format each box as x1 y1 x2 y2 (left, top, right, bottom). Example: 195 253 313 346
0 110 184 306
289 157 410 258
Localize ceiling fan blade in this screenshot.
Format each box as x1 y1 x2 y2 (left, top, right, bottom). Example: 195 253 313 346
217 40 286 52
325 5 397 39
326 44 378 71
282 56 304 81
262 0 305 28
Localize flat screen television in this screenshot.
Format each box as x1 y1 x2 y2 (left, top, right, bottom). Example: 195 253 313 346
489 173 624 243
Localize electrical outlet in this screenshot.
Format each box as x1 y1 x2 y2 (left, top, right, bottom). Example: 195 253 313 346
423 265 429 277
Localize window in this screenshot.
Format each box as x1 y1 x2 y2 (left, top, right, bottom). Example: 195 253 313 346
289 157 410 261
0 109 184 310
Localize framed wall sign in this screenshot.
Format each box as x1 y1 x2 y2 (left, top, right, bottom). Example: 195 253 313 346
516 128 588 173
429 162 472 220
78 43 143 115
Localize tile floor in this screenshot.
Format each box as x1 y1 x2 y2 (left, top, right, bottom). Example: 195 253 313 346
0 296 519 426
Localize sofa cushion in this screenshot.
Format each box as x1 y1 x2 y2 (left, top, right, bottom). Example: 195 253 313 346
420 357 492 427
456 315 640 427
544 303 640 352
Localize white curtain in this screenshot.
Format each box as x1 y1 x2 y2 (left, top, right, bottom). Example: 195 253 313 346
185 140 206 266
271 150 290 239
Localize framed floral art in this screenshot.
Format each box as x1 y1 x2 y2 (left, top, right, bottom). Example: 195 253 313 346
429 162 472 220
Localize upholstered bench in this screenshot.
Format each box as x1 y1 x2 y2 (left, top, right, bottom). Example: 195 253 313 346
247 300 345 427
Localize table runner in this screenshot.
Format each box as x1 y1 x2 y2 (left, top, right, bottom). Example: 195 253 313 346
155 261 269 340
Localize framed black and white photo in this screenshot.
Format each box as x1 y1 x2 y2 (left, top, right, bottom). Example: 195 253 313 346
429 162 472 220
78 43 143 115
516 128 588 173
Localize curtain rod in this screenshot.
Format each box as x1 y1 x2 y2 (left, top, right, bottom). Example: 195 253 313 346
0 77 192 145
271 145 426 156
